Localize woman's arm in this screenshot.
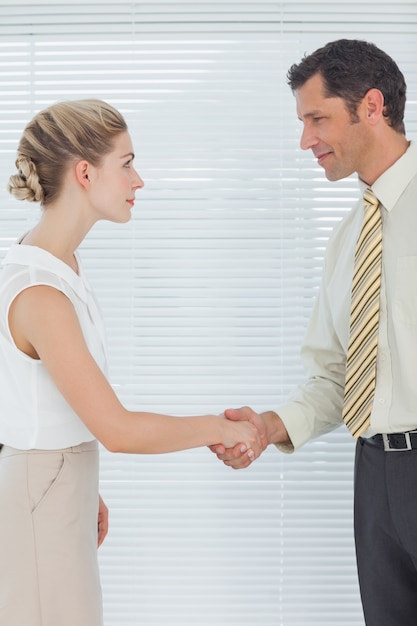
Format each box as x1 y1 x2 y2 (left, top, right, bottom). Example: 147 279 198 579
9 285 263 456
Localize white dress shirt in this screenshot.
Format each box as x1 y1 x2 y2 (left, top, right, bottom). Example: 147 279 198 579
278 141 417 451
0 244 108 449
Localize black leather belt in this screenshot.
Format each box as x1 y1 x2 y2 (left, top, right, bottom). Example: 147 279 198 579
365 431 417 452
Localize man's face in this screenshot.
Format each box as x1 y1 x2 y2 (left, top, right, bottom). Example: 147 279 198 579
295 73 370 181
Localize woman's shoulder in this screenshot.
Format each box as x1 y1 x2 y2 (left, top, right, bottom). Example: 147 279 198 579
2 243 87 297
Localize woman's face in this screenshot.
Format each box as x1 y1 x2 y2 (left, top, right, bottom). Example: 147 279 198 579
88 131 144 223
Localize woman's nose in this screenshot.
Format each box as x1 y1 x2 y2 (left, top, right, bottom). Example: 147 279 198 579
133 170 145 189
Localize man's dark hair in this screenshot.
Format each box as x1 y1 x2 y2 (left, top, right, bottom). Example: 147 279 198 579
287 39 407 134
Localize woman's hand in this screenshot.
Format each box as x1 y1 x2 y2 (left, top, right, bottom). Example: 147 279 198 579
97 494 109 548
211 407 288 469
219 414 266 465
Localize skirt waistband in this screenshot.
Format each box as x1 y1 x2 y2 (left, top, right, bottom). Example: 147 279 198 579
0 440 97 457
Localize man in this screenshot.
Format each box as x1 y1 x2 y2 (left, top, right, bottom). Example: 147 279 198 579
213 39 417 625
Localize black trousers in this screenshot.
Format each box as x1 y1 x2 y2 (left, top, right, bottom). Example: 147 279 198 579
355 438 417 625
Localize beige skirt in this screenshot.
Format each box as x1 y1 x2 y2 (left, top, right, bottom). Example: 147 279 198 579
0 440 103 626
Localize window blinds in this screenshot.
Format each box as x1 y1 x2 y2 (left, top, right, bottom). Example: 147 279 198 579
0 2 416 625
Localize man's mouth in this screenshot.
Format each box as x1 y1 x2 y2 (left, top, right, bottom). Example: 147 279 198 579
315 151 332 166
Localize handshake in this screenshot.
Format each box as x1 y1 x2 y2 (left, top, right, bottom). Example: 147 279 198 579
209 406 290 469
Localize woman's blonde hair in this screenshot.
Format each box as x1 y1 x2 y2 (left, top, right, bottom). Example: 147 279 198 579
8 99 128 206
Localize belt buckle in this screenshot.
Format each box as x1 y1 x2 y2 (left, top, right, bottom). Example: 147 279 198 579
382 432 412 452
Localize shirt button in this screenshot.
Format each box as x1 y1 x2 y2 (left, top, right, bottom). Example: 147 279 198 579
379 398 386 405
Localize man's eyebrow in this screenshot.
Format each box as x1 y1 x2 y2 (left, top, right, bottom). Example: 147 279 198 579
300 110 323 119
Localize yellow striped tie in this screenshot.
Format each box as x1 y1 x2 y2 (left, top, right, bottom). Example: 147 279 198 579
342 188 382 438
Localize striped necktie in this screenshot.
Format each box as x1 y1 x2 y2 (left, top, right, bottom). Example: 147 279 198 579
342 188 382 438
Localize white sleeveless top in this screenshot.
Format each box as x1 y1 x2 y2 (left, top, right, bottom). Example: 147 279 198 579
0 244 108 449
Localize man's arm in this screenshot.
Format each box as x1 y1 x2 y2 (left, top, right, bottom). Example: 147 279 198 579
210 406 291 469
211 215 355 469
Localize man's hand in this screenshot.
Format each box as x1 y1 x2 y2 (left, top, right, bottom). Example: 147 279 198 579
210 406 268 468
209 406 290 469
97 494 109 548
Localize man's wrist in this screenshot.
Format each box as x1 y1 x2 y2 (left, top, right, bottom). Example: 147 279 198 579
260 410 291 446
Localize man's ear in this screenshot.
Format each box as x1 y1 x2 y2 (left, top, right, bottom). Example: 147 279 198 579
75 160 91 189
363 88 385 124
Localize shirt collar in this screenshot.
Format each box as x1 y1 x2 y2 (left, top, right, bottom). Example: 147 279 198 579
359 141 417 212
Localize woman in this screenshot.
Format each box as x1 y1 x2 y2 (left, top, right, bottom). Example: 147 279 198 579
0 99 263 626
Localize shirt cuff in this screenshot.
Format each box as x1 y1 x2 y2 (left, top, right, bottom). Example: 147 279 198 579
274 402 316 452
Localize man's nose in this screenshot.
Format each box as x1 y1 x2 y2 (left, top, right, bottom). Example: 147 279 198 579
299 126 318 151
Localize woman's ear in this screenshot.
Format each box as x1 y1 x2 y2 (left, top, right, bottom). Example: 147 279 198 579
75 160 91 189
